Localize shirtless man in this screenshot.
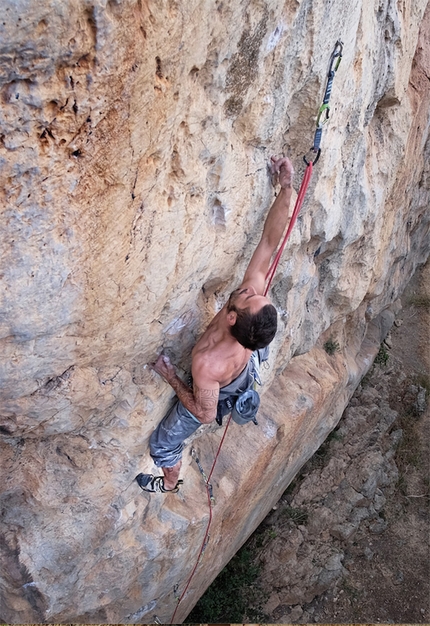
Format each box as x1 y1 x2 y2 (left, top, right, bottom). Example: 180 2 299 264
136 155 294 493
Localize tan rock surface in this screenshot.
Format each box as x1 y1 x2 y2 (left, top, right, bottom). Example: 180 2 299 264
0 0 429 622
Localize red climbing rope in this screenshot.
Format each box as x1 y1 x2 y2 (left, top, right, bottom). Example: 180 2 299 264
169 165 314 623
264 161 314 296
169 39 343 623
169 415 232 624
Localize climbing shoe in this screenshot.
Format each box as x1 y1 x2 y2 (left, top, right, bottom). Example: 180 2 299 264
135 473 183 493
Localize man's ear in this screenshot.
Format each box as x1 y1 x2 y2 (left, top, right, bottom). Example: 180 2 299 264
227 310 237 326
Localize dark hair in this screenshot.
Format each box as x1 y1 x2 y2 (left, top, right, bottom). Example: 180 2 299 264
229 303 277 350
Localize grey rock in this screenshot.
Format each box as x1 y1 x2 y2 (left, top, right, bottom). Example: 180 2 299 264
330 522 359 541
369 518 388 534
385 448 396 461
318 565 343 587
379 405 399 431
415 386 427 413
361 471 380 499
389 428 403 447
373 489 386 512
342 483 365 507
394 570 404 584
308 506 338 535
364 546 374 560
384 333 393 348
325 552 344 571
378 309 396 339
264 591 281 613
349 506 370 524
359 387 380 405
290 604 304 622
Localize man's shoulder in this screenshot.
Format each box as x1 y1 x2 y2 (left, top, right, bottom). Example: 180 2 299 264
191 349 223 381
192 341 239 386
191 339 250 389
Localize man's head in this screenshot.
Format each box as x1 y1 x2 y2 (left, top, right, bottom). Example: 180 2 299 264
227 287 277 350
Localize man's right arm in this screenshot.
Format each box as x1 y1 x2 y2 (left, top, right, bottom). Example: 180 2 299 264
241 156 294 294
151 354 219 424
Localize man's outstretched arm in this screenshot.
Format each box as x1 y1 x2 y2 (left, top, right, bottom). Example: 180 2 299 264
241 156 294 294
151 354 219 424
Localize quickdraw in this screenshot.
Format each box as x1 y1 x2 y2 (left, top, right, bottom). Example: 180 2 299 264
191 447 215 504
304 39 343 166
265 40 343 295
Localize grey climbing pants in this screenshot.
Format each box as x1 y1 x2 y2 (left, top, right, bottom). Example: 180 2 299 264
149 347 269 468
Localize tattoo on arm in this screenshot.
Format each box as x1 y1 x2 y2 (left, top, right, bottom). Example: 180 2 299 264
167 374 219 423
194 385 219 411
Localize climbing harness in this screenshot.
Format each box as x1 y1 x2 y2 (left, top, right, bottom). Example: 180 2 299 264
168 40 343 624
264 39 343 296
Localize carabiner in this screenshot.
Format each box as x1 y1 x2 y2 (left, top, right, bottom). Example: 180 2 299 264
303 148 321 166
329 40 343 74
208 482 215 505
316 103 330 128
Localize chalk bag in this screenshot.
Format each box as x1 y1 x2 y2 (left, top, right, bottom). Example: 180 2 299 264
232 389 260 425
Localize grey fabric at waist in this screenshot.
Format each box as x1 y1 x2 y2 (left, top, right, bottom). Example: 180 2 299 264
149 347 269 468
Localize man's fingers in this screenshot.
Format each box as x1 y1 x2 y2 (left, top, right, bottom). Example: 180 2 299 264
271 155 283 167
149 354 166 370
280 161 294 174
269 158 278 176
270 155 293 173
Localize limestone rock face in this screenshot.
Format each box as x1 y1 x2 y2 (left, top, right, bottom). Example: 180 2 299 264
0 0 429 622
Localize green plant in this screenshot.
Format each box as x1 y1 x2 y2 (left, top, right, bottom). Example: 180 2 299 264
327 428 343 443
283 477 299 497
342 580 360 599
414 373 430 395
394 396 426 493
282 506 309 525
186 546 267 623
396 473 408 496
305 428 343 473
315 438 332 459
374 343 389 366
408 294 430 309
324 338 340 355
360 367 374 387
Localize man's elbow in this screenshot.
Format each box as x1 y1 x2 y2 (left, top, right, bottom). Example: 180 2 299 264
196 410 217 425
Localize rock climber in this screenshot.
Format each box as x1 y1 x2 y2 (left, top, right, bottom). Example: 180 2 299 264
136 155 294 493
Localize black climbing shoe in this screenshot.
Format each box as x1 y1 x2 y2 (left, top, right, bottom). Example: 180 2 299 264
135 473 183 493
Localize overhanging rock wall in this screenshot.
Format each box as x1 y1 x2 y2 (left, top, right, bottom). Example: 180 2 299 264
1 0 429 622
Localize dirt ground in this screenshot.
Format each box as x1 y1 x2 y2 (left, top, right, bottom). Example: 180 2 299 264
260 260 430 624
313 262 430 625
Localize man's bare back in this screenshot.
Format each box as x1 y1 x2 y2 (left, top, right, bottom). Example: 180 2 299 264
139 155 295 491
191 302 253 388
